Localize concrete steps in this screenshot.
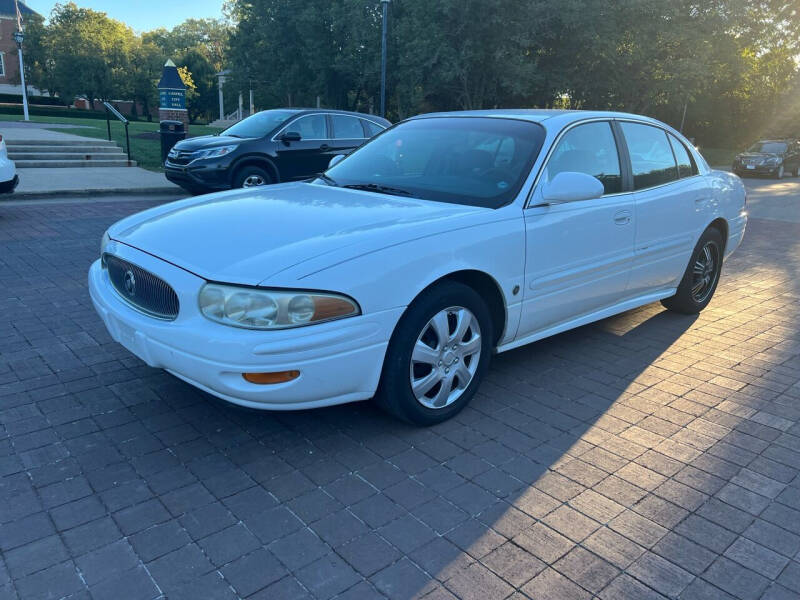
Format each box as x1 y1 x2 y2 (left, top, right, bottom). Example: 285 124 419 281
14 159 136 168
6 138 136 167
9 145 123 154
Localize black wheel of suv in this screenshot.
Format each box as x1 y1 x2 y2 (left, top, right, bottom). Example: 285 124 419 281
375 280 493 425
661 227 724 315
234 166 273 189
774 165 785 180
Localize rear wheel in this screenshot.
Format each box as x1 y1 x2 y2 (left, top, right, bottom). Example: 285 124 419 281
661 227 724 314
234 166 273 189
375 281 493 425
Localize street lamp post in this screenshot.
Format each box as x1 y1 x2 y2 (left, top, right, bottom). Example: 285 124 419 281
13 30 29 122
380 0 390 118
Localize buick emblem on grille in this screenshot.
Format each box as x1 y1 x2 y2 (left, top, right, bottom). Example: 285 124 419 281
123 270 136 296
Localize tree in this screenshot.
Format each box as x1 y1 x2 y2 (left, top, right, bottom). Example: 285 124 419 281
179 50 218 123
12 12 52 96
127 40 163 121
45 2 138 104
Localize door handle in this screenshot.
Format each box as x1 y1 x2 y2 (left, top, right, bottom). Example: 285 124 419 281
613 210 631 225
320 144 330 151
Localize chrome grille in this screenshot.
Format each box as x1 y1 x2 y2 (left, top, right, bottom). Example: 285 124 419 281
166 151 193 166
104 254 179 320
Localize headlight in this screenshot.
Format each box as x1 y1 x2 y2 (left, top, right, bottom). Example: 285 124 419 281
198 283 360 329
193 145 238 160
100 231 110 265
766 157 782 165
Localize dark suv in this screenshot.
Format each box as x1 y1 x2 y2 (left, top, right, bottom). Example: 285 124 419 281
732 139 800 179
165 109 390 194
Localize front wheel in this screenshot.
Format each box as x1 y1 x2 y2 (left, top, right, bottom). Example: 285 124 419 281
661 227 724 314
774 165 784 179
375 281 493 425
234 166 273 189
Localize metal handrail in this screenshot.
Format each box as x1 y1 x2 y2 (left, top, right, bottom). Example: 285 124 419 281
103 101 132 164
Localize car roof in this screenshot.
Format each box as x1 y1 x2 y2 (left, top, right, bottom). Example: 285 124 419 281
287 108 390 124
406 108 666 126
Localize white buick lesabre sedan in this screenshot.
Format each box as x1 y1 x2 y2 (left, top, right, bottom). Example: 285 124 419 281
89 110 747 424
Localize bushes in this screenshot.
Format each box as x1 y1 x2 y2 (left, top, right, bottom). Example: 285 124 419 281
0 93 65 106
0 105 137 120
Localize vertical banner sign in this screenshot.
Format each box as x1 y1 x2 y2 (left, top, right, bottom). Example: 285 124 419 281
157 59 187 112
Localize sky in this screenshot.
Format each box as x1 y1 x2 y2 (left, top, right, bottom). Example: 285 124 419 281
23 0 227 31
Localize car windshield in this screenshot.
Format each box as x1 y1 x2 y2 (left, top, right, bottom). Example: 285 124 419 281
747 141 788 154
222 110 299 138
320 117 546 207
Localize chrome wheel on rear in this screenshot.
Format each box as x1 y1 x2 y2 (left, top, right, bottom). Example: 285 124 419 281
691 242 719 303
410 306 481 409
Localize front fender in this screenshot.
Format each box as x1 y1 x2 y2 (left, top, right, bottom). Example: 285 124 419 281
229 154 281 184
265 209 527 346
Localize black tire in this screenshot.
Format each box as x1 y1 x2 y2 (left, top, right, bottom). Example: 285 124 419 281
233 165 273 189
375 280 493 425
661 227 724 314
794 166 800 178
774 165 784 179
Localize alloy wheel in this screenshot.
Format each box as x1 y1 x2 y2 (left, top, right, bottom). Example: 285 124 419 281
409 306 482 409
243 175 266 187
691 242 719 303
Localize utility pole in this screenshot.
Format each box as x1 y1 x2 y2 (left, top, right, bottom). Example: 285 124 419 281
679 101 688 133
13 0 28 122
380 0 390 118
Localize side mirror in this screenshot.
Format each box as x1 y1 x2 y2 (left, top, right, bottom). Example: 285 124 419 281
328 154 345 169
281 131 302 143
541 171 604 204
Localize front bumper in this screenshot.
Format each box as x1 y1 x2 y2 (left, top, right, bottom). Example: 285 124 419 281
88 244 400 410
0 174 19 193
165 158 232 192
733 164 782 177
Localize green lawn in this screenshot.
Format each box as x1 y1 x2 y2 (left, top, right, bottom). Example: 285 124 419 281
0 113 223 171
698 147 738 168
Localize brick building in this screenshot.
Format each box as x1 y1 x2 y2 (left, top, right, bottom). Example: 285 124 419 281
0 0 37 93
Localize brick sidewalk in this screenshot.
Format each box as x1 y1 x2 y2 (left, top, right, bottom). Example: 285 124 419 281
1 198 799 600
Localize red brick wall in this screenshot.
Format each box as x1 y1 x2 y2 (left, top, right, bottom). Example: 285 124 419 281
74 98 158 119
0 17 21 83
158 108 189 130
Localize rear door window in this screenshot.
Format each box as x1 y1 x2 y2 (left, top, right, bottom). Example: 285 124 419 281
361 119 386 137
668 133 697 178
332 115 366 139
620 122 679 189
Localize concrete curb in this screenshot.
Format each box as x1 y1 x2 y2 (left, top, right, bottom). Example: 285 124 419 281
4 186 185 200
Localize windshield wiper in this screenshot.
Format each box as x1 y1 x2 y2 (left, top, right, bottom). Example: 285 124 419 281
317 173 339 187
343 183 412 197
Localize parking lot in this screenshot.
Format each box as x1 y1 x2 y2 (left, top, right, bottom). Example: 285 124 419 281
1 178 799 600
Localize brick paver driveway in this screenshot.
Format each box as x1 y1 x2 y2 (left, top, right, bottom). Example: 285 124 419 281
1 181 799 600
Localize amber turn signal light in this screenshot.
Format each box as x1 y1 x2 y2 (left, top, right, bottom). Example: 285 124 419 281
242 370 300 384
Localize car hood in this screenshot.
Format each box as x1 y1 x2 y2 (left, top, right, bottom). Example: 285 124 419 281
108 183 490 285
173 135 248 151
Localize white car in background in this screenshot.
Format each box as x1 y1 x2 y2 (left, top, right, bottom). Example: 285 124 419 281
89 110 747 425
0 134 18 193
